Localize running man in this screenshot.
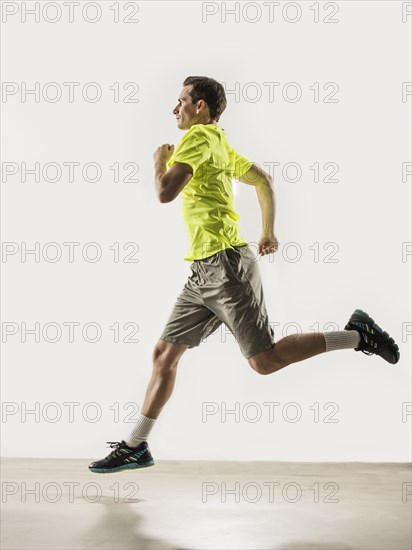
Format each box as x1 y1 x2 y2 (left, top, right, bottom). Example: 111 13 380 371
89 76 400 473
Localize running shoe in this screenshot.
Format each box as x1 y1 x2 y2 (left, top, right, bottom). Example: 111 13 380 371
344 309 400 364
88 440 155 473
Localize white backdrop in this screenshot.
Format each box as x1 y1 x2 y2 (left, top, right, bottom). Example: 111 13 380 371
1 0 411 461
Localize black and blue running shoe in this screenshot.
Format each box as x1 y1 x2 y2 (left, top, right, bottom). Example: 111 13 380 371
344 309 400 364
89 440 155 473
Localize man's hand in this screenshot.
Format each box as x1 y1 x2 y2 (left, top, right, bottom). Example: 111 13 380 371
258 234 279 256
154 144 174 164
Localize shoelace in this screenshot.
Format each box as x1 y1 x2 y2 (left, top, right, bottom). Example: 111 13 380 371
360 349 374 356
106 441 122 449
105 441 126 457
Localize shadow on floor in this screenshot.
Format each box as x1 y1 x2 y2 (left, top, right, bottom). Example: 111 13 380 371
277 542 353 550
83 497 352 550
83 498 191 550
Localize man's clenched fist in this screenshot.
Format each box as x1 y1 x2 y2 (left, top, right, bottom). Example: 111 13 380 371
154 144 174 164
258 234 280 256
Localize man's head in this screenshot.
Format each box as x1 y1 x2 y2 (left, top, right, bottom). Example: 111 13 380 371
172 76 227 130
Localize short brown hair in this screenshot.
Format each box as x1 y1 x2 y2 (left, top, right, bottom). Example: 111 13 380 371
183 76 227 122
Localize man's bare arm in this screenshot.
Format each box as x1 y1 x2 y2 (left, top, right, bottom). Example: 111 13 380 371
153 142 194 203
238 163 277 238
155 161 193 203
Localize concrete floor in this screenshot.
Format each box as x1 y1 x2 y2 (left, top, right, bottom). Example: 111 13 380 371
1 459 411 550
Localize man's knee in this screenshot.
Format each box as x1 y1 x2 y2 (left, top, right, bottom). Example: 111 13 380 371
248 357 273 375
247 345 283 375
153 339 188 371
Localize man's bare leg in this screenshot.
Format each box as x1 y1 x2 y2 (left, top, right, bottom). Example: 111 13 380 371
248 332 327 375
88 339 189 472
140 339 189 419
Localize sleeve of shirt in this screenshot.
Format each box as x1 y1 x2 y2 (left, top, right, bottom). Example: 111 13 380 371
231 148 254 179
167 126 211 175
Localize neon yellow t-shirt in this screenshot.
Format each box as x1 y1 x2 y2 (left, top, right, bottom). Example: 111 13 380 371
167 124 253 262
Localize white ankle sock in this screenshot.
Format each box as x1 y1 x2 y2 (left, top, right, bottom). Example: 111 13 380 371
324 330 361 352
125 413 156 448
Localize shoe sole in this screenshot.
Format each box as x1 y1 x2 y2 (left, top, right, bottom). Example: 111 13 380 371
89 460 155 474
345 309 400 364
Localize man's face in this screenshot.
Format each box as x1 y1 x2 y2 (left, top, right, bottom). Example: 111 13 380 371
172 85 202 130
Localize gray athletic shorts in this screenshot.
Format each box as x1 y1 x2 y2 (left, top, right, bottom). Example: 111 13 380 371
159 245 275 359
